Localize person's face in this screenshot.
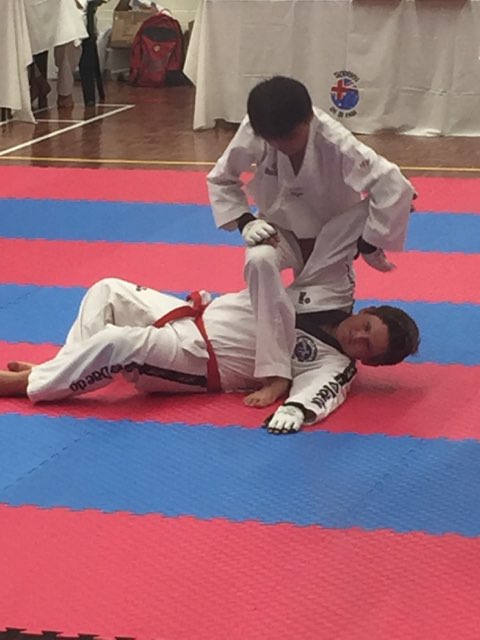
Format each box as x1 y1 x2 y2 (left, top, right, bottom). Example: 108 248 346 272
265 120 311 157
335 311 390 364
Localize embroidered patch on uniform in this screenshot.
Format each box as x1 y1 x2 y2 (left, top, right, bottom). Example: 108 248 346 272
298 291 311 305
293 336 318 362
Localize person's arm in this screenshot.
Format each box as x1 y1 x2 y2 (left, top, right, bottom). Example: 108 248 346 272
207 116 266 232
331 131 415 271
264 357 357 434
341 138 415 250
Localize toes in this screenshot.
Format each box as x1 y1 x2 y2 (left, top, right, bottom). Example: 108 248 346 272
244 394 265 407
257 395 275 408
7 361 33 372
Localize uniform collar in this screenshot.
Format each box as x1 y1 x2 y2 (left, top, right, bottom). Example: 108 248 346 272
295 309 351 353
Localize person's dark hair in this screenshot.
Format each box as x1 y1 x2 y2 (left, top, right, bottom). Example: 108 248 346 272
247 76 313 140
367 306 420 366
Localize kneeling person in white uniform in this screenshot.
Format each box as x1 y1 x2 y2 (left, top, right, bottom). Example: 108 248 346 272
207 75 417 408
0 278 419 434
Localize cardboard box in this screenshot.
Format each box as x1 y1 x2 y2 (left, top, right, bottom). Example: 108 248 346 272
110 2 156 48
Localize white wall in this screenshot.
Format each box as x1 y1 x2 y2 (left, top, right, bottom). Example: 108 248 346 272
96 0 200 32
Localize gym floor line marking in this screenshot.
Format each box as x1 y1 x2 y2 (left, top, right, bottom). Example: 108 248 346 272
0 156 215 167
36 119 84 124
35 103 132 111
401 166 480 173
32 106 50 115
0 109 69 128
0 156 480 173
0 105 134 157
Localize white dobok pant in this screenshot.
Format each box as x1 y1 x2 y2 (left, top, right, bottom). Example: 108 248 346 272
27 279 272 403
244 201 367 380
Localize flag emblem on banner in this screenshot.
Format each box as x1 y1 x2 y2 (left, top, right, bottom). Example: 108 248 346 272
330 74 360 111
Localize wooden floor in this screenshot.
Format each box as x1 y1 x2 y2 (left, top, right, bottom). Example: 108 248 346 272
1 81 480 176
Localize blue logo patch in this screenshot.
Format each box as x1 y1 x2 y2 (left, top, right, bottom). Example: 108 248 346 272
294 336 318 362
329 70 360 121
331 77 359 111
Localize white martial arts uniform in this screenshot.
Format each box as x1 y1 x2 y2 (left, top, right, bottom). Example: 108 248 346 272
27 278 356 426
207 107 415 378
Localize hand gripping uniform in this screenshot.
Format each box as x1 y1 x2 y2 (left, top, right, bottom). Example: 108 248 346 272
207 107 414 379
26 279 356 429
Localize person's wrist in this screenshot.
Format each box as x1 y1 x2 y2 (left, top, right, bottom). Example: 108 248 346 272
358 236 377 254
237 212 256 233
283 402 307 419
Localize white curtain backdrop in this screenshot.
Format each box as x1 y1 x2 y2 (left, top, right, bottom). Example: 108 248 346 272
185 0 480 136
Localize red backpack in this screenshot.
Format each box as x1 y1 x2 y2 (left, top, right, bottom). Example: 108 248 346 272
129 11 184 87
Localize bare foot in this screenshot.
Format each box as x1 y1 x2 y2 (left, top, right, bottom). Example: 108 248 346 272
0 369 30 396
7 361 35 372
244 376 290 408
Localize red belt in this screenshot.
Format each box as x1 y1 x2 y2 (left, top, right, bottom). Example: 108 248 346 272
152 291 221 392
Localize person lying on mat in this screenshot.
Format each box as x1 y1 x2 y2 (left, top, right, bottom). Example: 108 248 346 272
207 75 417 423
0 278 419 434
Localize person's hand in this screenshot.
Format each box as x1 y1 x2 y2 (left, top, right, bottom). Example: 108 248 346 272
357 237 396 272
361 247 396 272
241 219 278 246
264 404 304 434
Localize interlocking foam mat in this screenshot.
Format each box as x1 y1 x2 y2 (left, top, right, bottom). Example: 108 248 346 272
0 167 479 639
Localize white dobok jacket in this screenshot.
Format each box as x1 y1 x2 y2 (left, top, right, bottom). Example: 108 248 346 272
207 107 415 251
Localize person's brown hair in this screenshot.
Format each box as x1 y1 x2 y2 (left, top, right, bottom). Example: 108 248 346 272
366 306 420 365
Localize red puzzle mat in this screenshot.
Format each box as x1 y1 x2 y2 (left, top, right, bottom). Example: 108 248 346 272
0 166 479 640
